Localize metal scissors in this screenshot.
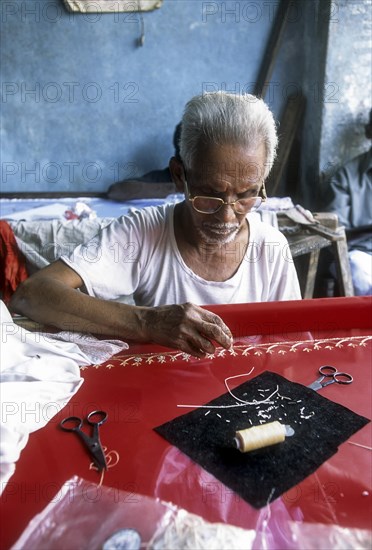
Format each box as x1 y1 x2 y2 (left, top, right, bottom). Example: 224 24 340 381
307 365 353 391
60 410 108 471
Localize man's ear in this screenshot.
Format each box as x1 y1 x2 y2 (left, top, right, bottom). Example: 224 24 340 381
260 181 267 200
169 156 185 193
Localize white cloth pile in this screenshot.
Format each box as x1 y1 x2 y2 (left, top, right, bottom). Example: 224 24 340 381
0 301 128 493
9 218 112 271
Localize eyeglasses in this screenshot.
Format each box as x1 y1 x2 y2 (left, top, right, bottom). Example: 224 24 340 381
185 181 266 215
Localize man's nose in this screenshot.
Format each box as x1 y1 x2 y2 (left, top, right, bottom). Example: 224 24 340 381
216 203 237 223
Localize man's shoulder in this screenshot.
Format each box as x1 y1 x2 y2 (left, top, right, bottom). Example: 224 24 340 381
249 215 288 243
357 148 372 173
116 203 173 232
335 148 372 178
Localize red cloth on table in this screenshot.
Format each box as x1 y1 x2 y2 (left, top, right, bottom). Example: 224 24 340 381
0 220 28 304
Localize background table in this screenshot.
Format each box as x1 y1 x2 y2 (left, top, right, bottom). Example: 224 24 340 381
1 297 371 548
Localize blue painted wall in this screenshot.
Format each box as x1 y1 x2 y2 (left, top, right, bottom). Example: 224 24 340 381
319 0 371 175
298 0 372 209
1 0 306 193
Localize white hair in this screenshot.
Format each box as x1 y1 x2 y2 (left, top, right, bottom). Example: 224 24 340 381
180 92 278 179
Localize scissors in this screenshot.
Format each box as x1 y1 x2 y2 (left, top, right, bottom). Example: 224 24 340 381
60 410 108 472
307 365 353 391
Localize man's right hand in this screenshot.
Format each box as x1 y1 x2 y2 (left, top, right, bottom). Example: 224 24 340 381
10 262 233 358
138 302 233 358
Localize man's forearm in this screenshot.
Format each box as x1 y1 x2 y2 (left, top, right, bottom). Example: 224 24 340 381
9 277 144 340
9 271 234 356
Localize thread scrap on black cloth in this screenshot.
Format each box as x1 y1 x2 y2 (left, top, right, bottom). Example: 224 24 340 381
154 371 370 509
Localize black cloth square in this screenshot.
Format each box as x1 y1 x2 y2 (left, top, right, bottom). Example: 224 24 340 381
155 371 369 509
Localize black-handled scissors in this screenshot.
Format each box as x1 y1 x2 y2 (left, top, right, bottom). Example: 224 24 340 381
60 410 108 472
307 365 353 392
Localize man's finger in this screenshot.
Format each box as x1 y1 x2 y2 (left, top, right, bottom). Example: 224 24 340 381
200 316 233 349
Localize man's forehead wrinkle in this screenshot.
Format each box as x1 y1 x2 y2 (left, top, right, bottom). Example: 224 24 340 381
191 162 263 187
187 141 267 191
192 142 265 169
198 161 262 174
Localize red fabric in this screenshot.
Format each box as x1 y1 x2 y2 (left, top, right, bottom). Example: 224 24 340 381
0 220 28 304
1 299 371 548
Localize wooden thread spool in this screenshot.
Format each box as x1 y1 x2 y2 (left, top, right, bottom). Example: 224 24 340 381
234 421 287 453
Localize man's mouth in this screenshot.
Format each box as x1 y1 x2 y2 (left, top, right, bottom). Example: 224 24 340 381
203 223 239 235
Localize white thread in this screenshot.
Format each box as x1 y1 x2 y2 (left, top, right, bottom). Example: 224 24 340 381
347 441 372 451
278 393 291 400
224 368 255 403
177 386 279 410
177 367 283 410
267 487 275 505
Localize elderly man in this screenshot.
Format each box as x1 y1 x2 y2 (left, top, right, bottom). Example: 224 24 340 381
10 92 301 357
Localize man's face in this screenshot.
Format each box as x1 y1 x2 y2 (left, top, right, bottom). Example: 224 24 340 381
184 141 267 245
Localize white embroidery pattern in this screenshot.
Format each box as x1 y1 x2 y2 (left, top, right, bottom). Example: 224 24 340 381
80 335 372 370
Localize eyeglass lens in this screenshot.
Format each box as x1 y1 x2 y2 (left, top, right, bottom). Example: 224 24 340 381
192 196 262 214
